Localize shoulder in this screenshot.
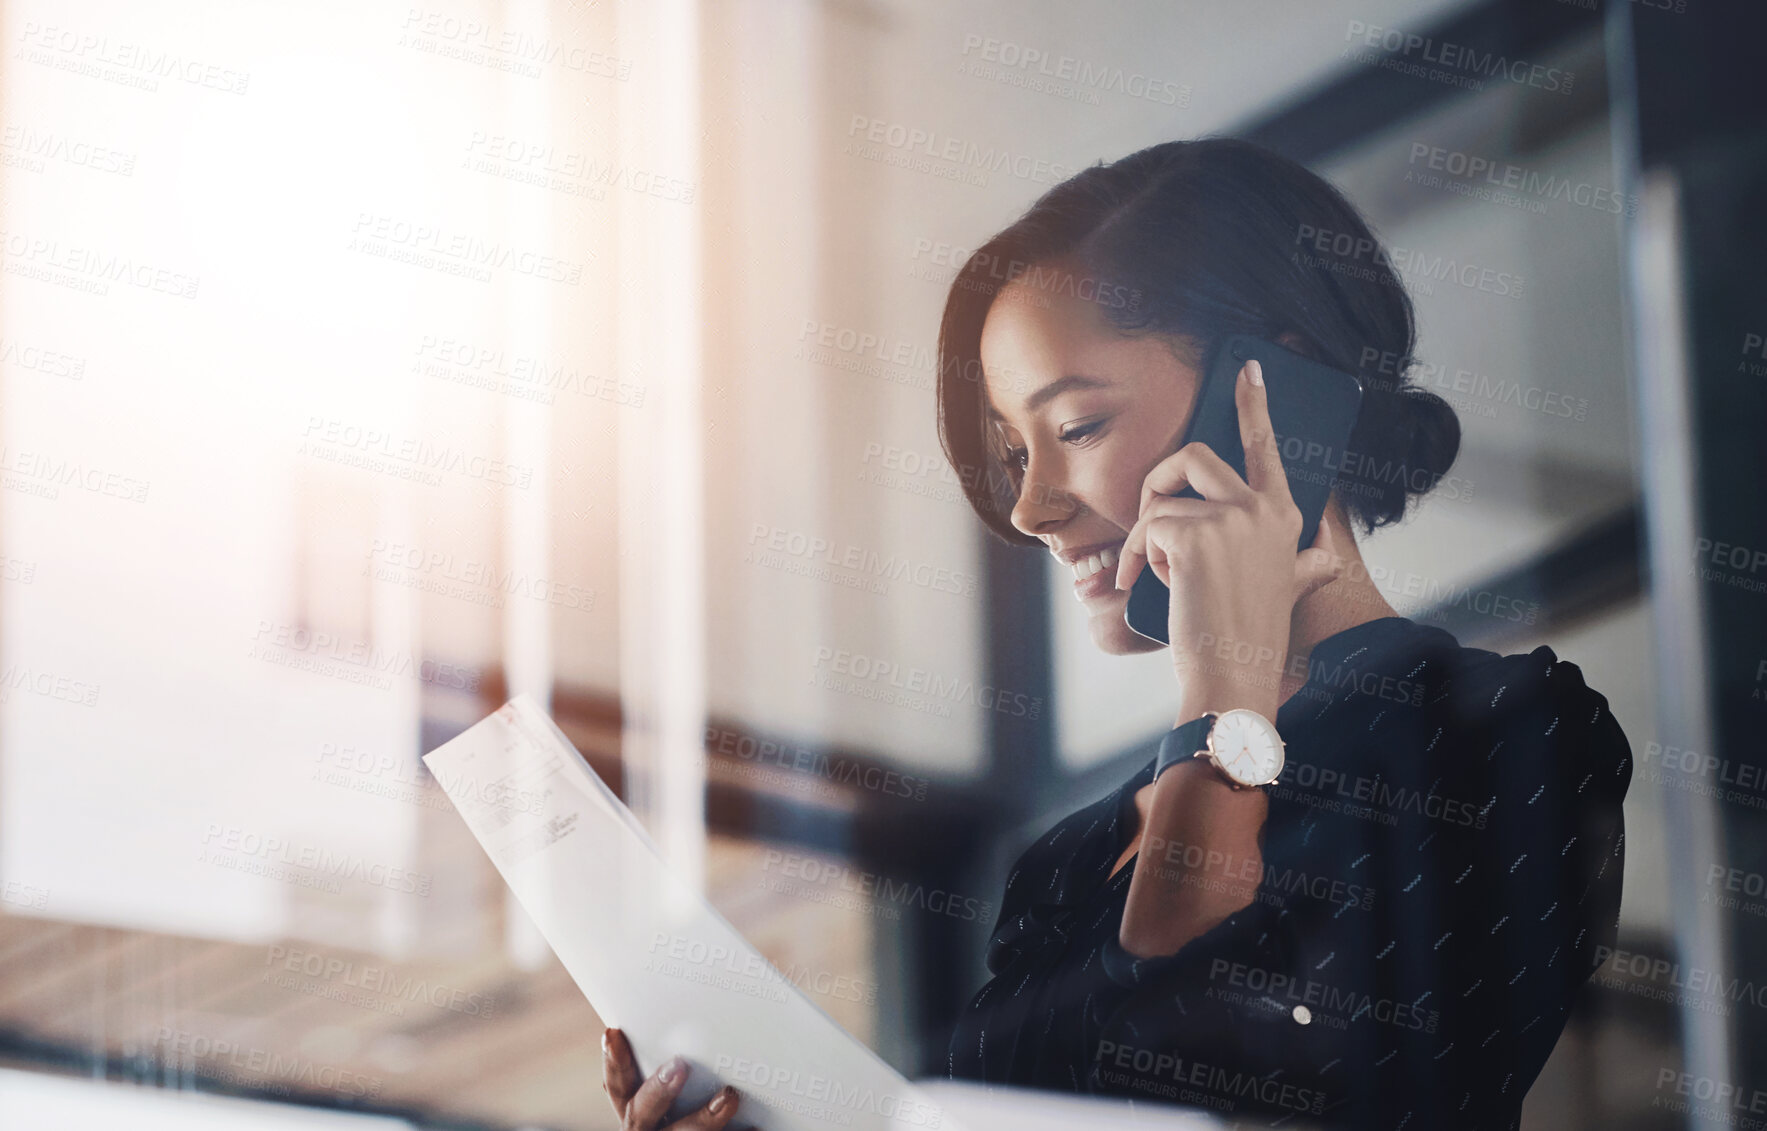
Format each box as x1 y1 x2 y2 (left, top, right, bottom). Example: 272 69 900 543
1400 626 1633 797
1432 632 1616 732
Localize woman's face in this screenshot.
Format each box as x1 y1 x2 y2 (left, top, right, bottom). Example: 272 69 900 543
980 274 1201 655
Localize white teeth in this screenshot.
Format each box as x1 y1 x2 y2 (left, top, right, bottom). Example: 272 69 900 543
1070 548 1120 583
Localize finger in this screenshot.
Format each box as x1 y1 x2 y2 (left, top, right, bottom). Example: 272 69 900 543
1141 513 1200 589
603 1028 642 1117
1139 506 1220 590
664 1085 742 1131
1293 508 1347 602
1235 359 1294 503
1138 442 1253 517
626 1055 690 1130
1114 496 1215 590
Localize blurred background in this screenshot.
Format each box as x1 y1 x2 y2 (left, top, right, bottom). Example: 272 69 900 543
2 0 1764 1127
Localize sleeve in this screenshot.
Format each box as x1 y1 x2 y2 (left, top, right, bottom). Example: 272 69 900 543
1084 647 1632 1129
1090 884 1339 1124
979 804 1102 976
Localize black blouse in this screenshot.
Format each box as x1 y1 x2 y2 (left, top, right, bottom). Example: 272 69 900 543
946 616 1631 1129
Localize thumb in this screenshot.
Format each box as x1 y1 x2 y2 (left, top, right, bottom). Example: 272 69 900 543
1293 513 1348 603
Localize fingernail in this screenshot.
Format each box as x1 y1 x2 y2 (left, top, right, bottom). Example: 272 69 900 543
1247 359 1263 387
710 1086 735 1114
658 1056 686 1086
601 1030 612 1053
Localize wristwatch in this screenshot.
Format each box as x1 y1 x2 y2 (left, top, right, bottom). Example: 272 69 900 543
1154 709 1286 790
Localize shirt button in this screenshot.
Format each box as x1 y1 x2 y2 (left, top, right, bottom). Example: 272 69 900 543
1293 1005 1312 1025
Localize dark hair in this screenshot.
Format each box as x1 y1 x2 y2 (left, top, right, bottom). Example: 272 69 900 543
935 136 1460 548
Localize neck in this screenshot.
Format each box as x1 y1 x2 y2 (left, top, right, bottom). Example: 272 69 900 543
1127 525 1400 833
1275 532 1400 706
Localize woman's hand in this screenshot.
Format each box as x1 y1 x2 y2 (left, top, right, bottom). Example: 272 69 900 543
1112 359 1344 720
602 1028 745 1131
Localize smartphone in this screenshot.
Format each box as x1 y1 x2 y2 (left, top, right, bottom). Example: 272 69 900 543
1123 334 1365 645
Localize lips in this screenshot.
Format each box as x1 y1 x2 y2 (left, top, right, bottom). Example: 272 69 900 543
1067 545 1122 602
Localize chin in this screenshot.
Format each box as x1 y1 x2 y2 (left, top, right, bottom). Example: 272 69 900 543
1087 599 1166 655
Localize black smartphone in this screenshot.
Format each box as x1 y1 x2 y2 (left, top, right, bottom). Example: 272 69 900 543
1123 335 1365 645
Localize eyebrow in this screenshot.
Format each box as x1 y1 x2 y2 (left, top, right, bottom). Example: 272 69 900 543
985 374 1112 422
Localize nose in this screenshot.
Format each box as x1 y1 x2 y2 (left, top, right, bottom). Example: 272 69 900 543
1009 450 1079 537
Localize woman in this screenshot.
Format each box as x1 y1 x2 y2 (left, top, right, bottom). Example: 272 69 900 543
601 136 1631 1130
934 137 1631 1128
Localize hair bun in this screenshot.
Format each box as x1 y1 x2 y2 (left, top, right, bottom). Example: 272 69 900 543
1396 388 1461 484
1340 380 1462 530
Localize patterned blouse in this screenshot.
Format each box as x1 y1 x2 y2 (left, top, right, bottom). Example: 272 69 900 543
945 616 1632 1129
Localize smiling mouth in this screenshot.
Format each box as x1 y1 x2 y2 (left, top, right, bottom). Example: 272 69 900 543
1068 545 1123 601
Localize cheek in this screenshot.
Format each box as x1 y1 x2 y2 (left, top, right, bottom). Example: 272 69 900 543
1086 445 1157 531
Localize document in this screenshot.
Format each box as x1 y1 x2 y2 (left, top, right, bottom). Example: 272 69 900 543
423 695 962 1131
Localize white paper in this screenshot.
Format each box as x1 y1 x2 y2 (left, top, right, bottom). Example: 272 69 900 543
422 695 962 1131
917 1080 1234 1130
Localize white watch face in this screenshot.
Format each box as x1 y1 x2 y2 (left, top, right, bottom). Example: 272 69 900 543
1208 709 1284 786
